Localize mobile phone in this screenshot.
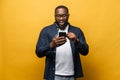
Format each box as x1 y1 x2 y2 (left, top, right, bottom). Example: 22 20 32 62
59 32 66 37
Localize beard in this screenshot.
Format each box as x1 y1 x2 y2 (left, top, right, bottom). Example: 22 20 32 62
55 21 68 30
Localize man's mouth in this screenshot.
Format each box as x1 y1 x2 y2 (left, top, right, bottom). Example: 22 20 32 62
59 21 65 26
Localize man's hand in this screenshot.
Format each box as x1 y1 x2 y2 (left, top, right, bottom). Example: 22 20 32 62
50 36 66 48
66 32 78 42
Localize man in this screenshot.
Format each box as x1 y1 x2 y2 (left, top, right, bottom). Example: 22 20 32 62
35 5 89 80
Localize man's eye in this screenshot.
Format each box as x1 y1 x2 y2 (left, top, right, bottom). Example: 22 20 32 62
55 14 68 18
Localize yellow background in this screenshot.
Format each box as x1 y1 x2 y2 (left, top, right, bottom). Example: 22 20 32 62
0 0 120 80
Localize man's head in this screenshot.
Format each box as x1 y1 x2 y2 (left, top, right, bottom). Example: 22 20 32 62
55 5 69 29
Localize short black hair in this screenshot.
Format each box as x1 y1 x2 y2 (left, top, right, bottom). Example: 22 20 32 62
55 5 69 13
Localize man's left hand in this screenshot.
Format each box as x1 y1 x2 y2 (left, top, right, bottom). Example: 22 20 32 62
66 32 77 42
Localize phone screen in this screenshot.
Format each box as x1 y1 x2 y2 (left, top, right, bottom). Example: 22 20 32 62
59 32 66 37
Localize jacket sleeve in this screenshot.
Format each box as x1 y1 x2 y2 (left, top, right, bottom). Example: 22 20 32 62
35 28 54 58
75 28 89 55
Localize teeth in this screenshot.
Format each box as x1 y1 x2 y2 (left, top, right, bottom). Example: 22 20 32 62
60 21 63 22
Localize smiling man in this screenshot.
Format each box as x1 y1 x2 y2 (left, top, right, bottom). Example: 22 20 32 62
55 6 69 30
35 5 89 80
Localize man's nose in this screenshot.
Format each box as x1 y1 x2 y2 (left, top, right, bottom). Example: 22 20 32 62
59 17 63 20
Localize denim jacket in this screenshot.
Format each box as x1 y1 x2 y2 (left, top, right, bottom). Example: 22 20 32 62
35 23 89 80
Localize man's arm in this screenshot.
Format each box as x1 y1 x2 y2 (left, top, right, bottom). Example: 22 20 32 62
35 28 53 58
66 28 89 55
35 28 67 58
75 29 89 55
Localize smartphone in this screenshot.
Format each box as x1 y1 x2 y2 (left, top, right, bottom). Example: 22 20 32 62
59 32 66 37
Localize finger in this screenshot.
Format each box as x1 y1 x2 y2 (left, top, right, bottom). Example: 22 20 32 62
59 36 66 39
57 39 66 43
56 41 66 45
58 37 66 41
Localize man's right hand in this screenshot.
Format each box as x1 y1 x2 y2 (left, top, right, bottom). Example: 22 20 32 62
50 36 66 48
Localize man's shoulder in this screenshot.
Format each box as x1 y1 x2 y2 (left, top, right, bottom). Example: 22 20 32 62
69 24 85 35
69 24 82 31
47 23 55 27
42 24 55 31
70 25 79 29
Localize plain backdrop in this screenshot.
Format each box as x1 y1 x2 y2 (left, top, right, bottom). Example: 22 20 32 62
0 0 120 80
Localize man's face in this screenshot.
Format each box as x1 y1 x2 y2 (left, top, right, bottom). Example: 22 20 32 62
55 8 69 28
